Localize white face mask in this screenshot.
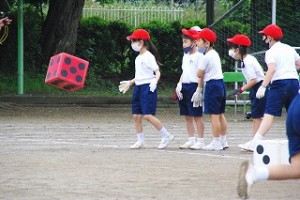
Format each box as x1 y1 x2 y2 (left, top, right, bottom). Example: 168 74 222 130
131 42 142 52
228 49 236 58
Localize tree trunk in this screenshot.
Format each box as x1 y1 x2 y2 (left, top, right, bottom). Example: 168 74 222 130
41 0 85 62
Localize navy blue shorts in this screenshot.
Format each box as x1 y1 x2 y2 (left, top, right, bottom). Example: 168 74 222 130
178 83 203 117
265 79 299 116
286 93 300 158
249 81 266 118
132 84 157 115
204 79 226 114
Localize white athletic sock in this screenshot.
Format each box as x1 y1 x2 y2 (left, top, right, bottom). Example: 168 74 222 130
188 137 195 142
253 133 264 141
220 135 227 143
213 137 220 144
137 133 144 143
197 137 204 143
255 166 269 182
159 127 171 138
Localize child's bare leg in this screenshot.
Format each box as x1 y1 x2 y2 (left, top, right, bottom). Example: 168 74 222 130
194 116 204 138
185 115 195 137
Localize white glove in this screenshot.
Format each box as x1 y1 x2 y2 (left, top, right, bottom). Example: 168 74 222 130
256 86 266 99
149 79 157 92
119 81 130 94
176 82 183 100
191 87 203 107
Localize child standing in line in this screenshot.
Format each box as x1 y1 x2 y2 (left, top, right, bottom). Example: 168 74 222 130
194 28 229 151
248 24 300 151
226 34 266 151
119 29 174 149
175 28 205 150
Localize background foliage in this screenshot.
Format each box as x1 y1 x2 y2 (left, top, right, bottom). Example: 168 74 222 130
1 0 300 95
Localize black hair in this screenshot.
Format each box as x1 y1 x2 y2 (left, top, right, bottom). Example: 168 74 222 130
228 42 248 61
202 39 214 48
182 34 194 41
132 39 163 66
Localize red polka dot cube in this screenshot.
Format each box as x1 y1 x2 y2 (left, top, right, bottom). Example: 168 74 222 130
45 53 89 92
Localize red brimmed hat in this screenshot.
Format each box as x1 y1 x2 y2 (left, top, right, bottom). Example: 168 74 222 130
195 28 217 43
259 24 283 39
181 28 199 40
227 34 251 47
127 29 150 40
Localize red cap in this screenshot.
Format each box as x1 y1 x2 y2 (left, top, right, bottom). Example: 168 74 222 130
195 28 217 43
227 34 251 47
259 24 283 39
181 28 199 40
127 29 150 40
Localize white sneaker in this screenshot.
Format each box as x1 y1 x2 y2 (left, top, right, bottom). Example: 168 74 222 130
179 140 195 149
238 140 253 152
158 135 174 149
237 160 255 199
202 140 223 151
130 141 145 149
190 141 205 150
248 139 257 152
221 139 229 150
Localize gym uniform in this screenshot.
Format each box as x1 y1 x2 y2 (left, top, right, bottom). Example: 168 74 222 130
199 49 226 114
179 51 204 116
132 50 158 115
264 42 299 116
286 91 300 159
242 54 266 118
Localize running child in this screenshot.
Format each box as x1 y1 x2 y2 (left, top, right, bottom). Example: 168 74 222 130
249 24 300 150
175 27 205 150
119 29 174 149
237 91 300 199
226 34 266 151
194 28 229 150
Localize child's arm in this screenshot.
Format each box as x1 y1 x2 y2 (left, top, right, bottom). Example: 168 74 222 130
296 58 300 71
149 69 160 92
256 63 275 99
176 74 183 100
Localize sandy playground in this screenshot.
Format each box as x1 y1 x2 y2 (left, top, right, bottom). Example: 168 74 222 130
0 105 299 200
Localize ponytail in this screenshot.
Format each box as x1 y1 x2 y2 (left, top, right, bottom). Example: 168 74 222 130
144 40 163 66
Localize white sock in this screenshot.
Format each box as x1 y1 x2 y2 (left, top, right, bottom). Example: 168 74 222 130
159 127 171 138
137 133 144 143
253 133 264 141
188 137 195 142
255 166 269 182
213 137 220 144
220 135 227 143
197 137 204 143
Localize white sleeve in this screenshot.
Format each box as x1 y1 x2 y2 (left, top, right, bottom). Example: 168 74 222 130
294 49 300 61
147 54 159 71
265 51 276 65
198 56 208 71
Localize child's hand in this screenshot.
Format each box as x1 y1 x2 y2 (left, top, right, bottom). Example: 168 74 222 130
149 79 157 92
227 88 243 97
176 83 183 100
191 87 203 107
256 86 266 99
119 81 130 94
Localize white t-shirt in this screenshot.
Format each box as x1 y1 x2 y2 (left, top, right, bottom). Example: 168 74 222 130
242 54 265 83
181 51 204 83
134 51 159 85
265 42 299 82
198 49 224 82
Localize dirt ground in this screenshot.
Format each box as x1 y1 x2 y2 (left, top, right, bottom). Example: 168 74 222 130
0 105 299 200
